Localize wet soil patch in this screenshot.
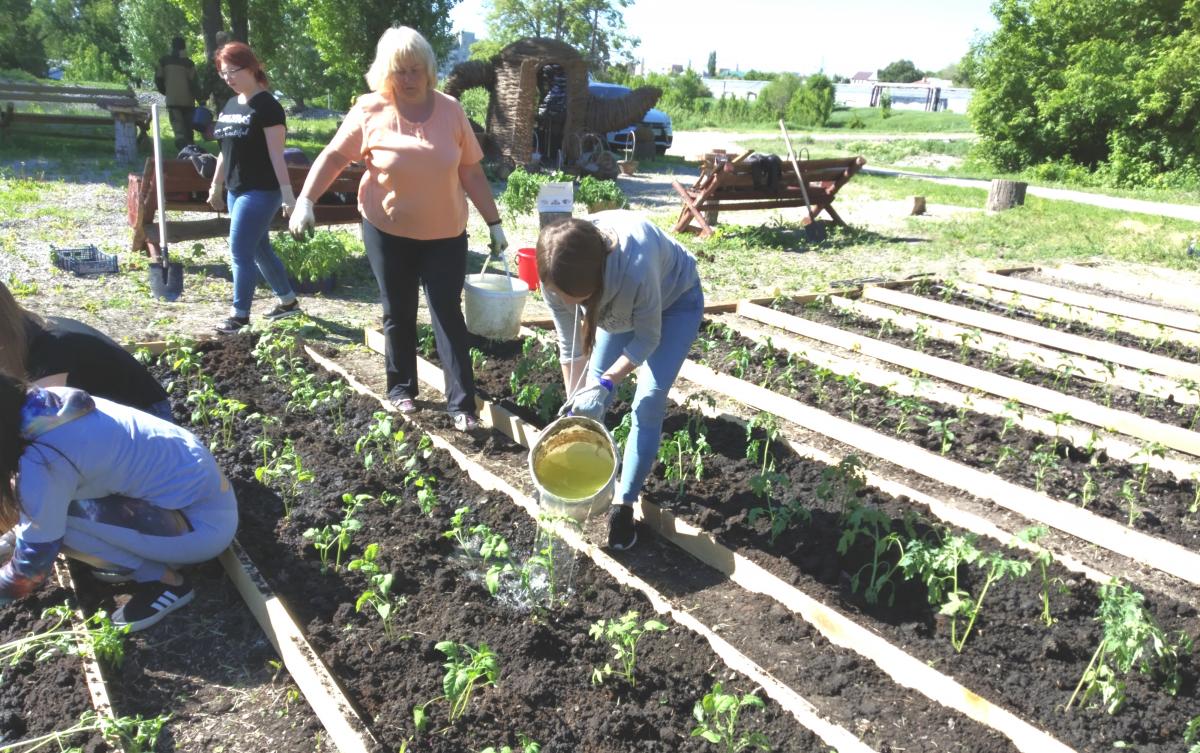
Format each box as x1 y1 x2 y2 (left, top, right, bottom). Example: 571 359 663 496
168 334 817 753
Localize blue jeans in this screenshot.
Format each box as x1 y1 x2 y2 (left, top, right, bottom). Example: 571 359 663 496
227 188 296 318
588 283 704 504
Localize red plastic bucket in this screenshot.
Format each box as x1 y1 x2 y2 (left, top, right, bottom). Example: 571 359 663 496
516 247 540 291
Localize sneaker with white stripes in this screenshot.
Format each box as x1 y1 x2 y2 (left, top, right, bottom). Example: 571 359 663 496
112 577 194 632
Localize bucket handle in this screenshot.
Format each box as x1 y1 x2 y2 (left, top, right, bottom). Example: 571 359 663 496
475 249 515 291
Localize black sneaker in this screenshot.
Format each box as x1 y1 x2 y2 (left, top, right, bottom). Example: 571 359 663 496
215 316 249 335
606 504 637 551
264 300 302 320
112 578 194 632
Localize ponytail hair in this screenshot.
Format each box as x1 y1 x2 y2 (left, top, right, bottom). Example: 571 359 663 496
536 218 611 355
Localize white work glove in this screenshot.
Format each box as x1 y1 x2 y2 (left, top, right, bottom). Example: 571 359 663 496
207 183 226 212
289 197 316 238
280 185 297 217
565 378 613 422
488 222 508 255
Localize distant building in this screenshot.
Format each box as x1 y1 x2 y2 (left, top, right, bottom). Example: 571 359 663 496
701 77 769 100
850 71 876 82
835 80 973 113
441 31 475 75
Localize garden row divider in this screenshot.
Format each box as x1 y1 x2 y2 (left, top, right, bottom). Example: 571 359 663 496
716 310 1200 483
828 293 1194 406
217 541 378 753
676 357 1200 590
974 269 1200 335
1038 264 1200 314
954 279 1200 350
861 286 1200 382
667 384 1109 585
519 299 745 332
736 301 1200 457
53 561 123 751
311 343 879 753
356 336 1083 753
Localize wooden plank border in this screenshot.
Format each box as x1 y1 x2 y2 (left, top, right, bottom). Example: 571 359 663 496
736 301 1200 456
1039 265 1200 314
314 344 880 753
678 357 1200 588
826 294 1194 406
975 270 1200 334
53 562 123 751
357 336 1081 753
218 542 379 753
861 286 1200 383
955 279 1200 349
719 309 1200 482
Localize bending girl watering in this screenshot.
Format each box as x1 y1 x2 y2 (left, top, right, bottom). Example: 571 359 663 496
538 212 703 550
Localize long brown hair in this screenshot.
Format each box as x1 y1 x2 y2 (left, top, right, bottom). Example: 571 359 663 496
215 42 269 87
0 280 39 379
0 372 30 529
536 218 611 355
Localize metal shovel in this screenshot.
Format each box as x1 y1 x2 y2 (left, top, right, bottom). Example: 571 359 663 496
149 104 184 301
779 119 826 243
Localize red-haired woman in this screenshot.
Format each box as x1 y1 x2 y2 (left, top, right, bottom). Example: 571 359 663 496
207 42 302 334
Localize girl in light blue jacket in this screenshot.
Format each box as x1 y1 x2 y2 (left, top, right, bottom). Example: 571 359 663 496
0 374 237 631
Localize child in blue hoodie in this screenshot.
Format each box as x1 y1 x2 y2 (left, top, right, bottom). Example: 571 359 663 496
0 374 237 631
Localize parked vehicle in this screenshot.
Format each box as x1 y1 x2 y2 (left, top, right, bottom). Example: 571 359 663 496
588 82 673 155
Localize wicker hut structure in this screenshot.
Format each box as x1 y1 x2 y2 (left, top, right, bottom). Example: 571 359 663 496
443 37 661 169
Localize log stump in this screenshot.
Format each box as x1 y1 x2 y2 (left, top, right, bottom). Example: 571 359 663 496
986 180 1027 212
911 196 927 215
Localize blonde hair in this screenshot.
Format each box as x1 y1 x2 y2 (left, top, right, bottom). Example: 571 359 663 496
365 26 438 96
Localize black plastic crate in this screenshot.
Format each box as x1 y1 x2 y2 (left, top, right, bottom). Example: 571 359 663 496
50 245 119 276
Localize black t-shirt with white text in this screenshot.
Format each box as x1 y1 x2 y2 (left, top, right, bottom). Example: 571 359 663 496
213 91 286 193
25 315 169 411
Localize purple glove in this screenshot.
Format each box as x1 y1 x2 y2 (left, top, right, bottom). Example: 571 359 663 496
568 378 613 421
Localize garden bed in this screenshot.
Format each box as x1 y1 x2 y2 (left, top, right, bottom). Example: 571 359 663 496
161 333 819 752
409 327 1200 751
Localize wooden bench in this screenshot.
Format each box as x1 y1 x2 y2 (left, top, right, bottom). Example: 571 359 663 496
126 159 365 259
672 151 866 238
0 81 150 160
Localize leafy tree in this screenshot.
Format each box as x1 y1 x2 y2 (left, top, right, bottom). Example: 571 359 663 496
118 0 190 84
742 69 778 81
706 50 716 77
307 0 458 97
0 0 48 76
31 0 132 82
788 72 834 127
756 72 801 119
877 59 923 83
483 0 637 71
968 0 1200 186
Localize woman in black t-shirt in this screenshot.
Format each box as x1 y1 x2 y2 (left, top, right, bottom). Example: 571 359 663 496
0 281 171 420
207 42 302 335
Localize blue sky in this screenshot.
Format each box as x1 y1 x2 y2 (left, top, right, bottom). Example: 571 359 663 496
449 0 998 76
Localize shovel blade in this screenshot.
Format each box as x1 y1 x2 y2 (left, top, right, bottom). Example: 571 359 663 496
150 262 184 301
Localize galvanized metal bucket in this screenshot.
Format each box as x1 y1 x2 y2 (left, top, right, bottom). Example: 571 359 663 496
527 416 618 522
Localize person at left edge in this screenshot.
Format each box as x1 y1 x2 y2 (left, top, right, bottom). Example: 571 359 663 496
290 26 506 433
207 41 302 335
0 374 238 632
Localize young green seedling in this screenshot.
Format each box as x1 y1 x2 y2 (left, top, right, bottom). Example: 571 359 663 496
926 416 958 456
349 543 405 639
1012 525 1063 626
837 501 911 606
0 604 126 669
414 641 500 732
690 683 770 753
589 611 668 687
2 710 168 753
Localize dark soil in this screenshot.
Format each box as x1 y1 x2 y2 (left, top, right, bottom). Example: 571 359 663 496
419 330 1200 751
170 333 820 753
770 296 1198 431
691 318 1200 553
910 280 1200 365
0 586 106 752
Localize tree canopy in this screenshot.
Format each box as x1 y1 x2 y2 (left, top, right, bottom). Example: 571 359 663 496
969 0 1200 186
482 0 637 71
877 59 924 83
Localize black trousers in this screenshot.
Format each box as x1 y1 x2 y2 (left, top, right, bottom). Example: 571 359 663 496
362 222 476 416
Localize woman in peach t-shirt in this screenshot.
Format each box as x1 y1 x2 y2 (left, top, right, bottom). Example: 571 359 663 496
291 26 505 432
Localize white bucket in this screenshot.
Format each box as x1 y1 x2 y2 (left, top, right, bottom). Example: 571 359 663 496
528 416 618 522
463 253 529 340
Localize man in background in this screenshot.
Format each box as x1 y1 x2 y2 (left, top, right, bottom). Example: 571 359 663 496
155 36 202 150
